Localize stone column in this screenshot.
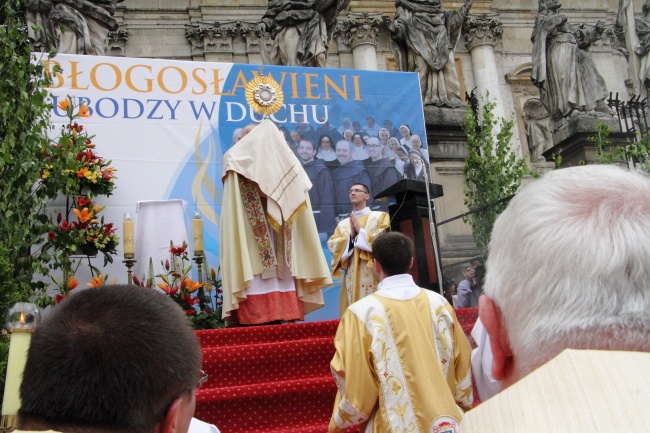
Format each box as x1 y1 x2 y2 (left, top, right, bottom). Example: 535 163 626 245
185 22 240 63
107 27 129 57
339 13 383 71
464 14 504 119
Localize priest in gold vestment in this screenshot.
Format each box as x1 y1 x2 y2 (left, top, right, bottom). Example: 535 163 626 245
329 232 473 433
220 120 332 324
327 183 390 316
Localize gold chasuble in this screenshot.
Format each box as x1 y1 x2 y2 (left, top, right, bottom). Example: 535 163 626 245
220 119 332 324
330 282 473 433
327 210 390 315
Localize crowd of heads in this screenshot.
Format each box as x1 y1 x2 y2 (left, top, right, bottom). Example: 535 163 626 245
239 115 429 169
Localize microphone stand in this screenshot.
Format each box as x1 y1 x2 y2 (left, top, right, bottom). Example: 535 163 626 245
422 163 444 295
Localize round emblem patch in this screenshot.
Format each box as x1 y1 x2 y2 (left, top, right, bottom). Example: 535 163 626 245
430 416 459 433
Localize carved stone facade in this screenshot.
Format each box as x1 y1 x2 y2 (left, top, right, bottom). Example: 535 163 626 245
32 0 635 263
464 14 503 51
336 12 385 70
108 27 129 57
184 21 259 63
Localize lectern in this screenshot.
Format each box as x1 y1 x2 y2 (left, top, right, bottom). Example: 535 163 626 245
375 179 444 292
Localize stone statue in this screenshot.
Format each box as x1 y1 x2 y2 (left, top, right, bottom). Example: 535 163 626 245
256 0 351 67
523 98 553 161
531 0 610 125
616 0 650 98
27 0 124 55
388 0 473 108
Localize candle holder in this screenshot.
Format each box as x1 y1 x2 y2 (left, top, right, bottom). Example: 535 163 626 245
1 303 41 432
193 252 205 299
0 415 15 433
123 258 137 285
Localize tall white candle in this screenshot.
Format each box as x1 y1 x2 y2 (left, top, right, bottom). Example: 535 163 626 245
123 212 134 258
1 331 30 416
193 211 204 255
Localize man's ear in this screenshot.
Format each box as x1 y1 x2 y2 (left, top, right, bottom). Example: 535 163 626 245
156 396 184 433
479 295 514 383
408 257 414 271
373 258 382 275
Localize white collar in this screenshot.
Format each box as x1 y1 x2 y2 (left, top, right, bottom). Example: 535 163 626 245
375 274 421 300
351 207 371 218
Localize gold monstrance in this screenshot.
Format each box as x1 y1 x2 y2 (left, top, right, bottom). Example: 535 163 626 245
245 75 284 117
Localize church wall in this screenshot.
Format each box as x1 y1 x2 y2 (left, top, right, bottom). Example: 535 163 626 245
104 0 638 270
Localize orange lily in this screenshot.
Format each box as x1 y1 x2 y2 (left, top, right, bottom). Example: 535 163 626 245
77 167 90 178
87 274 104 287
158 282 179 296
182 277 203 293
67 275 79 291
73 207 96 224
57 99 70 111
77 105 91 118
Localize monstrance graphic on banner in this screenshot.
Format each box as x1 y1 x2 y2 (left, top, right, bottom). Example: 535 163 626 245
245 74 284 117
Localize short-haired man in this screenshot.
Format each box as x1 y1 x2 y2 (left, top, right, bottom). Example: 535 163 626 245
329 232 473 432
462 165 650 431
298 139 336 236
331 139 373 216
19 285 204 433
328 183 390 315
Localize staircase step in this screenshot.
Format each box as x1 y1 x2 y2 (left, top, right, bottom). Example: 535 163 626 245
195 377 337 433
195 320 339 348
202 337 335 387
197 375 335 402
260 424 329 433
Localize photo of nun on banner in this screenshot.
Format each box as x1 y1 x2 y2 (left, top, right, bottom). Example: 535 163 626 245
403 148 431 182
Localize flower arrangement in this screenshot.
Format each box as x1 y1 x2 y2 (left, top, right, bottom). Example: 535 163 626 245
133 241 225 329
49 273 116 305
39 97 119 266
40 97 117 197
46 196 118 262
31 95 120 307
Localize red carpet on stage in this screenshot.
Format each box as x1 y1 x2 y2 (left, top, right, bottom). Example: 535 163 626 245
195 309 479 433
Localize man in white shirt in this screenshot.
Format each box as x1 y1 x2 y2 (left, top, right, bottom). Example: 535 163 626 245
329 232 473 432
327 183 389 314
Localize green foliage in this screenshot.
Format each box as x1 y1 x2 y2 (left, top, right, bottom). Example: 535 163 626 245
0 1 56 408
462 97 533 252
0 335 9 407
592 121 650 171
0 1 56 296
552 152 563 169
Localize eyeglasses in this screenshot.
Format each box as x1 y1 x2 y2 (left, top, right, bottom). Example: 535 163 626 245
349 188 368 194
367 144 382 148
197 370 208 389
156 369 209 423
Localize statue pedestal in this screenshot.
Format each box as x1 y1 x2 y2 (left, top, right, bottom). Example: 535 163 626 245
542 114 633 167
423 106 468 161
